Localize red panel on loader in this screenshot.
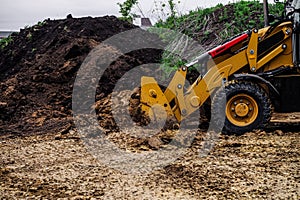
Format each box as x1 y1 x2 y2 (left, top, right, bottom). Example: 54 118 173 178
208 33 249 58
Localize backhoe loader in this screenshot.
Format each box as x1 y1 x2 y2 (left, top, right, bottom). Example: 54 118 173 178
139 0 300 134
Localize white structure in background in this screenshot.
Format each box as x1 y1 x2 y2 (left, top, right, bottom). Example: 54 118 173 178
0 31 12 39
133 15 152 29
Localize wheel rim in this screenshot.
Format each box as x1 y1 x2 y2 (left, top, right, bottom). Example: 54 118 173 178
226 94 259 127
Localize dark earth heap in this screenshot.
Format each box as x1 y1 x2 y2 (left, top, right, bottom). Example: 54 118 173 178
0 16 163 135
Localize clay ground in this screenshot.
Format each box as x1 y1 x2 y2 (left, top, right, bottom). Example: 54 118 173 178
1 114 299 199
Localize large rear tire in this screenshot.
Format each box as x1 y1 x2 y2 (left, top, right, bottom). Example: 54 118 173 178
211 81 272 134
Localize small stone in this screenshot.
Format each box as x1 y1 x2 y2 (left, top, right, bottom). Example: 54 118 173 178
0 102 7 107
29 187 38 192
148 137 163 149
274 129 284 135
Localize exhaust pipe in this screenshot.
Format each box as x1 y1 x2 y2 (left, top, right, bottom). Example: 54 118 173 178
263 0 270 27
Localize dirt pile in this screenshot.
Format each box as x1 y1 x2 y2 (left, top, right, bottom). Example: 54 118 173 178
0 16 162 135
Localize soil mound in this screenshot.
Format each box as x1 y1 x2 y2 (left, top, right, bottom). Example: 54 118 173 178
0 16 162 135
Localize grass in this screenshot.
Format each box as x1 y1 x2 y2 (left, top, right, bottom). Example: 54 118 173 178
152 0 285 73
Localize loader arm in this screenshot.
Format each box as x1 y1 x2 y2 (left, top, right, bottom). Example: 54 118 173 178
140 21 293 123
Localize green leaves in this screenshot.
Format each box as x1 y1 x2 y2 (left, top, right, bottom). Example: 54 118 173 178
118 0 139 22
0 36 13 49
156 0 284 42
153 0 284 74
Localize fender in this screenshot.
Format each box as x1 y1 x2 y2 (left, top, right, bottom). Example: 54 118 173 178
233 73 280 98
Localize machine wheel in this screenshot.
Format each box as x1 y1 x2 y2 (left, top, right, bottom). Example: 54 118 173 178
211 81 272 134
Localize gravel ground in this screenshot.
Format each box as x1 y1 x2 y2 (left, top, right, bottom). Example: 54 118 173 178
1 123 299 199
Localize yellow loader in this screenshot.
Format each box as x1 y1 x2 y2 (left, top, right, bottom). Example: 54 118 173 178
139 0 300 134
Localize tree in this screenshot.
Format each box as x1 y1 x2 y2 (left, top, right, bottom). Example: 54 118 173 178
118 0 179 22
118 0 139 22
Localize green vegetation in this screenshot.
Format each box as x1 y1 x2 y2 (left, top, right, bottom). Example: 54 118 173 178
118 0 180 22
152 0 284 73
156 1 284 41
118 0 139 22
37 20 47 27
33 20 47 31
0 36 13 49
26 32 33 40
